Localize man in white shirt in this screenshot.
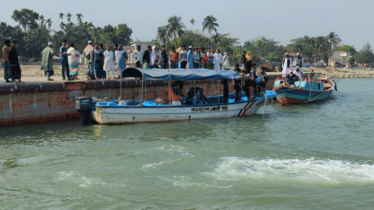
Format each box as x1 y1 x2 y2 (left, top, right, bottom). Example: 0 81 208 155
213 49 222 70
133 45 143 66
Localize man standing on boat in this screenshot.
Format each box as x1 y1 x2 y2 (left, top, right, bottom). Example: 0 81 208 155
241 51 246 72
282 53 291 77
187 46 194 69
295 53 303 72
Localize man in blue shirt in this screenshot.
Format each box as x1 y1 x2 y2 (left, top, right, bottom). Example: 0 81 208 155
59 39 70 80
187 46 194 69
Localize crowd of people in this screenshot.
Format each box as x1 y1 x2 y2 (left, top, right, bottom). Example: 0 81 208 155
2 39 275 86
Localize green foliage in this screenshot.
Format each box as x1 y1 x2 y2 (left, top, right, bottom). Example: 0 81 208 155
242 36 284 63
2 9 133 58
174 30 211 49
336 45 357 55
353 43 374 64
11 9 39 31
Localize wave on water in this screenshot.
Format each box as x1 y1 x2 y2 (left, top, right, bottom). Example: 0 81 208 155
155 145 194 157
55 171 127 188
141 160 175 170
209 157 374 184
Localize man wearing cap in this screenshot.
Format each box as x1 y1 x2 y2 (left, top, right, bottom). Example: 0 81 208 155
295 53 303 72
187 46 194 69
60 39 70 80
41 42 55 81
84 40 95 79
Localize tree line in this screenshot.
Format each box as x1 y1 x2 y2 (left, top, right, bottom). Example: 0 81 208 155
0 9 132 60
1 9 373 66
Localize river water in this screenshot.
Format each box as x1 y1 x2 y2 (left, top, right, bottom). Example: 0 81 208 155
1 78 374 209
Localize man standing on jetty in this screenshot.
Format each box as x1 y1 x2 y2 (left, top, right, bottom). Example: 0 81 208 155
169 47 179 69
179 45 187 69
143 45 152 69
41 42 55 81
8 40 21 82
84 40 95 80
160 45 169 69
115 44 128 78
187 46 194 69
2 39 12 83
59 39 70 80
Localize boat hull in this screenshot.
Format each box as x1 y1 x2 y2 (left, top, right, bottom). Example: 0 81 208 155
92 100 266 124
275 88 333 105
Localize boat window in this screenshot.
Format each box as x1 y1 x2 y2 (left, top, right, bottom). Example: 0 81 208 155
318 84 321 90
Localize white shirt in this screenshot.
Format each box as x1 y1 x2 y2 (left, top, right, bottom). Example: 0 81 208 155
67 47 77 65
213 53 222 65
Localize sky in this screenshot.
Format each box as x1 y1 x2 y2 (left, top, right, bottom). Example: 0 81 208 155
1 0 373 49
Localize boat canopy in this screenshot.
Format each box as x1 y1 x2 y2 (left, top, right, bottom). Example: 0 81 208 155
122 68 241 80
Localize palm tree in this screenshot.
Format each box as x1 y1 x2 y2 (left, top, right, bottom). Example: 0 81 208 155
66 13 72 22
167 16 186 47
202 15 219 48
76 13 83 24
327 32 341 65
39 15 45 25
59 12 64 22
59 22 66 30
156 25 170 45
190 18 195 26
46 18 53 29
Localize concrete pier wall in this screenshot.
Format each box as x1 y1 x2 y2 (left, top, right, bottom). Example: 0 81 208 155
0 75 280 127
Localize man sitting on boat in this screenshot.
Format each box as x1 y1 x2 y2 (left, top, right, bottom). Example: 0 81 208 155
293 66 303 80
286 70 298 85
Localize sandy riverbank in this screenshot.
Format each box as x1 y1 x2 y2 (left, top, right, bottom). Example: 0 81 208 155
301 67 374 78
1 65 374 80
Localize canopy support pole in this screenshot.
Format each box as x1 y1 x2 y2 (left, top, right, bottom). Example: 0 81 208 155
145 79 147 101
194 80 197 105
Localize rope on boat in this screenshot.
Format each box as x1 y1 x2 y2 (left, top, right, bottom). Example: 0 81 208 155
306 92 324 103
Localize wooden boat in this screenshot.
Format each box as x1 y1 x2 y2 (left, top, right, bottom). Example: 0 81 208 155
75 68 277 124
273 74 337 105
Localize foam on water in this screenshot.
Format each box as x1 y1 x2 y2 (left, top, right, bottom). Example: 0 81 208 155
141 160 175 170
209 157 374 184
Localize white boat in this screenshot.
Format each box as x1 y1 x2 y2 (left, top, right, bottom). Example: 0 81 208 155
76 68 277 124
